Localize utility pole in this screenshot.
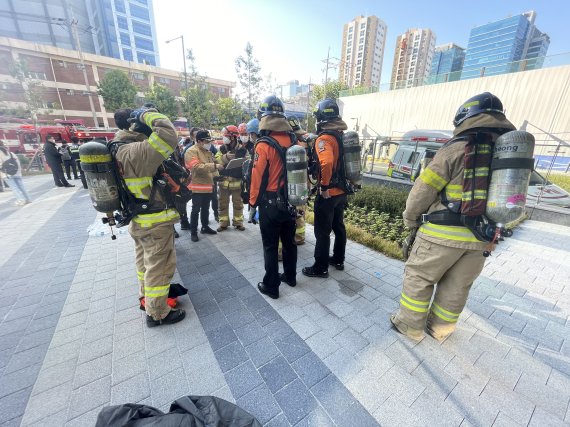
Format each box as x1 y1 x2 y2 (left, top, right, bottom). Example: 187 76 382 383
321 47 340 92
70 18 98 127
166 35 189 120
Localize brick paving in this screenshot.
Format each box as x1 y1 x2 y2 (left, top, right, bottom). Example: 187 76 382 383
1 173 569 426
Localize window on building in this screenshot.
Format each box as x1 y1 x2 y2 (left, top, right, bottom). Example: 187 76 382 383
27 71 47 80
359 45 363 51
132 0 147 4
137 53 156 66
357 59 362 65
120 32 130 45
123 48 133 61
135 37 154 51
132 72 145 80
114 0 126 13
132 21 152 37
348 27 353 33
359 37 364 44
66 89 74 95
117 16 128 30
129 4 150 20
358 52 363 58
157 77 170 84
360 30 365 36
58 60 67 68
356 66 361 72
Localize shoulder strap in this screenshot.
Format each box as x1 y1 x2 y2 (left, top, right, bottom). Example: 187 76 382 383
255 134 294 199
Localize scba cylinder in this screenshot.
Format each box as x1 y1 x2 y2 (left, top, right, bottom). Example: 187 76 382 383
79 141 121 214
342 131 362 184
486 131 535 225
286 144 308 206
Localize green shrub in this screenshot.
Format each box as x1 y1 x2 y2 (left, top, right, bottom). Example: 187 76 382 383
548 173 570 193
349 185 408 218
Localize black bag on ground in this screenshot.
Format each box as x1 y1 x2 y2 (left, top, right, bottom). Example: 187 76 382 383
96 395 262 427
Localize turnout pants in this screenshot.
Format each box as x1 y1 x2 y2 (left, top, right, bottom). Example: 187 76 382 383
392 235 486 340
129 221 177 320
218 185 243 227
259 199 297 291
313 194 347 270
190 192 212 232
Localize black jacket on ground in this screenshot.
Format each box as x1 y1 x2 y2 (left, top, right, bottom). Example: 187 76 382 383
43 142 62 167
95 395 262 427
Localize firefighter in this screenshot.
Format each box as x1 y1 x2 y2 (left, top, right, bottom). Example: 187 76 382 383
69 137 81 179
238 122 254 155
184 130 221 242
250 95 297 299
302 98 348 278
113 107 186 327
390 92 516 341
216 125 245 231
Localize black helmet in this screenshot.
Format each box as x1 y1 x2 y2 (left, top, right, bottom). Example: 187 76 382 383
313 98 340 124
287 115 301 132
453 92 504 127
257 95 285 119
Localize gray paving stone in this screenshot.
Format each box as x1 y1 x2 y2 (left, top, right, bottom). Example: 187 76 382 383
446 382 500 426
224 360 264 399
15 327 56 353
214 340 249 373
274 379 318 425
333 327 369 355
263 413 291 427
200 310 229 333
411 360 457 400
22 381 73 425
275 332 311 363
384 339 422 374
113 331 145 361
514 372 570 419
151 369 191 408
236 384 282 425
310 374 378 427
182 343 227 396
0 387 31 424
492 412 522 427
259 355 297 393
225 307 256 329
289 316 321 340
305 330 339 360
205 324 238 352
291 352 331 388
234 321 266 347
533 344 570 376
147 346 182 380
323 347 363 383
111 372 151 405
263 318 295 341
4 343 48 374
480 379 535 425
78 334 113 364
528 406 568 427
245 336 280 368
65 404 106 427
73 353 112 390
444 355 490 395
0 364 41 399
373 395 423 427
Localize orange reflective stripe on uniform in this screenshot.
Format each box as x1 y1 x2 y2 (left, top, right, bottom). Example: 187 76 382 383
144 283 170 298
190 183 213 191
419 223 481 242
400 292 429 313
133 209 179 227
418 168 448 191
148 134 174 159
124 177 153 199
431 302 460 323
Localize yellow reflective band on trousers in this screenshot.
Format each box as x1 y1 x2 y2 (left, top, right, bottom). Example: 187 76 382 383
418 168 448 192
400 292 429 313
137 271 145 279
444 184 462 200
125 177 152 199
219 180 241 190
133 209 179 227
419 223 481 242
144 284 170 298
148 134 174 159
431 302 460 323
143 112 167 126
234 215 244 221
80 154 112 163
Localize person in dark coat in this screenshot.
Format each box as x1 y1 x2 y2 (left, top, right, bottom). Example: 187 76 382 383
44 136 74 188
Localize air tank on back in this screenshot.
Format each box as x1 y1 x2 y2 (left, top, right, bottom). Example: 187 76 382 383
286 144 308 206
79 141 121 214
342 131 362 185
486 131 535 225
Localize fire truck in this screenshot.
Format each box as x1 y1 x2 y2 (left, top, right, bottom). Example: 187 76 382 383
0 117 116 155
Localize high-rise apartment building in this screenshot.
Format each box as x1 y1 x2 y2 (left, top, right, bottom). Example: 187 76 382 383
339 15 387 88
0 0 160 66
390 28 436 89
429 43 465 81
461 11 549 80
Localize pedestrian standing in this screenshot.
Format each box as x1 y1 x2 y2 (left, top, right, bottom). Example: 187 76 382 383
69 137 81 179
44 136 74 188
60 142 79 180
0 141 32 205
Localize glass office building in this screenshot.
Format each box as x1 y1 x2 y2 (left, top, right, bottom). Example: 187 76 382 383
461 11 549 80
429 43 465 81
0 0 160 66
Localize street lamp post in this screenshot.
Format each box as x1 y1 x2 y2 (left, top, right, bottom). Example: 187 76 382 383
166 35 189 116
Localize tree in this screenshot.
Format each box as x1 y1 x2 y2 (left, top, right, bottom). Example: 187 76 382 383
235 42 263 115
306 79 349 132
96 70 137 111
2 59 47 124
214 97 245 128
144 83 178 120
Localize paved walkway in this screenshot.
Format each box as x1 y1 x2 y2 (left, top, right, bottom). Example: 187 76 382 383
0 174 569 426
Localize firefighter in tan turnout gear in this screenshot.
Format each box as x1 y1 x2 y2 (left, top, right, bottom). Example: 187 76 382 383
113 108 186 327
390 92 515 341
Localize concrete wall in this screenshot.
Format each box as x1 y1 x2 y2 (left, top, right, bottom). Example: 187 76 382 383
340 65 570 155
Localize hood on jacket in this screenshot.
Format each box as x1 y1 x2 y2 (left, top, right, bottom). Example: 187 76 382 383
114 129 147 142
320 118 348 132
259 116 293 132
454 112 516 137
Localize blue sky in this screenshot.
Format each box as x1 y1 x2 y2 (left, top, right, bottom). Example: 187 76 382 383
154 0 570 90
